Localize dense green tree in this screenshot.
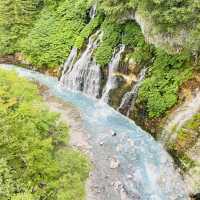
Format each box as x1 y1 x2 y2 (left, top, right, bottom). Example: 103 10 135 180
0 0 43 54
94 19 122 66
139 0 200 31
19 0 92 68
99 0 200 52
138 50 192 118
0 69 90 200
99 0 138 17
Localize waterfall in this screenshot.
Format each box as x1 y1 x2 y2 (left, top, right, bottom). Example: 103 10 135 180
160 89 200 144
59 2 100 98
60 47 78 78
118 67 147 116
101 44 125 103
59 30 102 98
89 1 97 19
0 64 190 200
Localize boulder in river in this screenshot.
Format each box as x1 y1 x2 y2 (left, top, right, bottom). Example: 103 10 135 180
110 158 120 169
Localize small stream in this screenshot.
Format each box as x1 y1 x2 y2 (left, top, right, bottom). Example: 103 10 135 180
0 64 189 200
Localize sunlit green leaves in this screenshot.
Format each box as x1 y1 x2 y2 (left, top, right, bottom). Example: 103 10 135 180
0 69 90 200
138 50 192 118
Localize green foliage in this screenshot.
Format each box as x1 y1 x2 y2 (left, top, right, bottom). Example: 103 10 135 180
99 0 138 17
168 149 195 172
122 22 141 48
0 0 199 68
0 0 43 54
139 0 200 33
122 21 153 64
0 69 90 200
100 0 200 34
100 0 200 53
167 113 200 171
19 0 92 69
138 50 192 118
94 19 122 66
169 113 200 153
74 15 104 49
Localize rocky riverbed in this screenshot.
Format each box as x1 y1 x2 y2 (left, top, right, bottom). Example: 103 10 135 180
38 84 129 200
0 64 190 200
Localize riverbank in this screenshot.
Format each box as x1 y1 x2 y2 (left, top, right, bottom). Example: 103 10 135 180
34 83 190 200
37 84 128 200
0 69 90 199
37 84 98 200
0 64 190 200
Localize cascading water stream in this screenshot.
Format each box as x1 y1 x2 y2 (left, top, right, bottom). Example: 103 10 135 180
160 89 200 144
101 44 125 103
60 47 78 78
89 1 97 19
0 64 189 200
118 67 147 116
59 30 102 98
59 2 101 98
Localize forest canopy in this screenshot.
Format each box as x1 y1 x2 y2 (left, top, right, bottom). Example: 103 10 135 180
0 69 90 200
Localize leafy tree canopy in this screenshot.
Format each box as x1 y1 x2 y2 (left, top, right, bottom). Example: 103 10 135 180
0 69 90 200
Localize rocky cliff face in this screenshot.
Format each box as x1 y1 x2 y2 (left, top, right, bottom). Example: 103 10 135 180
120 10 189 53
134 11 189 53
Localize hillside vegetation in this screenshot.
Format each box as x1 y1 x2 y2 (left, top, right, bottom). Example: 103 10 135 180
0 69 90 200
0 1 200 197
0 0 199 118
0 0 199 68
101 0 200 52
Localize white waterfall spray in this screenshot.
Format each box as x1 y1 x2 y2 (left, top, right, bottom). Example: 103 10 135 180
60 48 78 78
89 1 97 19
101 44 125 103
59 30 103 98
118 67 147 116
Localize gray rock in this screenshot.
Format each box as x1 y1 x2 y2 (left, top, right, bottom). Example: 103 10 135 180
110 158 120 169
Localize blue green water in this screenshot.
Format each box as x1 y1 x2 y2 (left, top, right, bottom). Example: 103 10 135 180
0 64 189 200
